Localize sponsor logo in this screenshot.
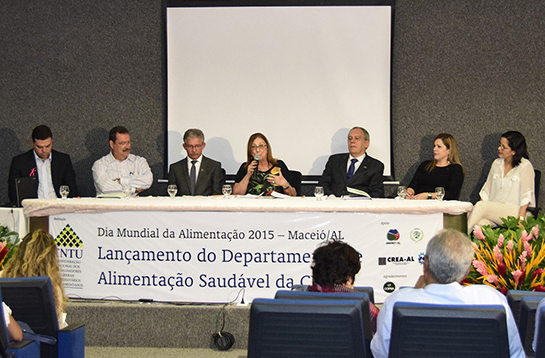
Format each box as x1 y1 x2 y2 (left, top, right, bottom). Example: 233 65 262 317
387 229 400 241
418 253 425 264
56 224 84 290
410 228 424 242
56 224 83 248
378 256 416 266
383 281 396 293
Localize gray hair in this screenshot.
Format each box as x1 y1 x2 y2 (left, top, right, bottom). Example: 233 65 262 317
426 229 474 284
350 127 370 141
183 128 205 143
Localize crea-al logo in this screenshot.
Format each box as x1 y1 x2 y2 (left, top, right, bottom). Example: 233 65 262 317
383 281 396 293
56 224 83 259
410 228 424 242
378 257 387 266
386 229 400 241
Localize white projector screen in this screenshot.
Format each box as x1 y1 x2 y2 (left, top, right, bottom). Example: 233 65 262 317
166 2 393 177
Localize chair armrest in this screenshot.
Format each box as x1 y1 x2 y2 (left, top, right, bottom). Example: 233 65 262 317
7 339 40 357
57 323 85 358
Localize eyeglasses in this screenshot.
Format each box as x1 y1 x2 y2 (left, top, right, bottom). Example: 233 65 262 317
117 141 131 146
499 143 510 151
185 144 203 150
251 145 267 150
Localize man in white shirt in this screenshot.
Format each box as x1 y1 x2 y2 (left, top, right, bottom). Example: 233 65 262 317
370 229 524 358
92 126 153 195
8 125 78 203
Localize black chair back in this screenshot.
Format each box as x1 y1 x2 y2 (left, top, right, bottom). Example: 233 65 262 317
0 277 59 358
507 290 545 326
288 170 302 196
389 302 510 358
519 296 544 356
248 298 366 358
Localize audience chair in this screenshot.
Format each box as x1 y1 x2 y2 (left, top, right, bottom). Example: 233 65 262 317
0 288 40 358
289 285 375 304
389 302 510 358
507 290 545 326
534 303 545 358
248 298 367 358
518 296 543 357
0 277 85 358
275 290 373 357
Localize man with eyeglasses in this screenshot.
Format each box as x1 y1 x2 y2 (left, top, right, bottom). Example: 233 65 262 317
92 126 153 195
168 128 223 196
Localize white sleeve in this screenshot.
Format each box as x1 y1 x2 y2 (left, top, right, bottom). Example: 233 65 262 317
518 160 535 207
128 157 153 191
92 158 122 195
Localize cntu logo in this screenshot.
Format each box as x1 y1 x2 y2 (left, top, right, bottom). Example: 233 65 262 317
55 224 83 259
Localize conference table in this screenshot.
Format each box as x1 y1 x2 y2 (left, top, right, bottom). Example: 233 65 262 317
23 196 472 304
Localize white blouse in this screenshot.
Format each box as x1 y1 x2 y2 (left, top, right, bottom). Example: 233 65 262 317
480 157 535 207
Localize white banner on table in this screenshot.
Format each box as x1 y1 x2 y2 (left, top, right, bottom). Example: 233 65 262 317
50 210 442 303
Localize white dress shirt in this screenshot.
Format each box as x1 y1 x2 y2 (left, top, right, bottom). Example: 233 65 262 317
371 282 524 358
34 151 57 199
347 153 366 174
92 152 153 195
480 157 535 207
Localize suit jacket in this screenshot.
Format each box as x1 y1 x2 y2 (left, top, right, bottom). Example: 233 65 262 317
168 156 223 196
8 149 78 203
318 153 384 198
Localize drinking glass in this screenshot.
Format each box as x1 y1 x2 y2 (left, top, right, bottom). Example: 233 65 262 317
314 186 325 201
397 186 407 200
122 184 132 198
59 185 69 200
222 184 232 199
435 187 445 201
167 185 178 198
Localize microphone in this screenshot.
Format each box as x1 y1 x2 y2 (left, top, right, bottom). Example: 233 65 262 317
252 154 260 180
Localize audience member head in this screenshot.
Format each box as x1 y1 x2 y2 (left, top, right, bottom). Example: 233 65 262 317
109 126 131 161
311 240 361 288
183 128 206 160
2 229 65 316
347 127 370 157
424 229 474 284
245 133 276 166
500 131 529 167
31 125 53 160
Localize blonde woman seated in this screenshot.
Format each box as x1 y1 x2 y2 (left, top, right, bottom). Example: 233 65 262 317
468 131 535 233
406 133 464 200
233 133 297 196
1 229 68 328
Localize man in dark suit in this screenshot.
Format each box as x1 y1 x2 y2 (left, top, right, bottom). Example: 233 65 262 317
168 128 223 196
318 127 384 197
7 125 78 203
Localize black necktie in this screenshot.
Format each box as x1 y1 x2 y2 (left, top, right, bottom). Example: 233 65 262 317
190 160 197 195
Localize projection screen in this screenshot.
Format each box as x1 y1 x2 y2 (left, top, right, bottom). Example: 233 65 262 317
165 1 394 178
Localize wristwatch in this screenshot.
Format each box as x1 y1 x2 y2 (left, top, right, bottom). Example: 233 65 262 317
428 193 432 199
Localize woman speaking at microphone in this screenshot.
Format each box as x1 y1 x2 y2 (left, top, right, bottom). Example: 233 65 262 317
233 133 297 196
